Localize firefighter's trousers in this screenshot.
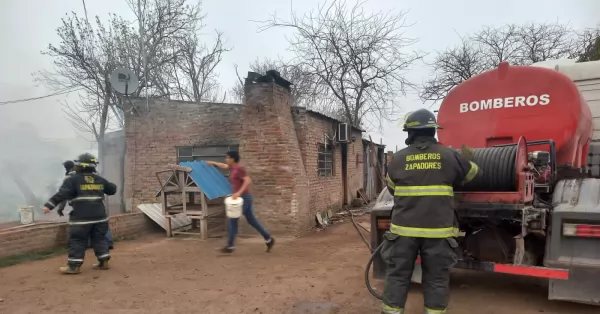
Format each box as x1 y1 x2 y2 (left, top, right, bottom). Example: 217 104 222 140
380 232 457 314
67 221 111 267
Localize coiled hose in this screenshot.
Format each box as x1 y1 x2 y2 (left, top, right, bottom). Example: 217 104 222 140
457 145 518 191
349 209 384 300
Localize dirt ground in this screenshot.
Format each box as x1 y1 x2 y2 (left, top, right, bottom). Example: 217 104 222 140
0 219 598 314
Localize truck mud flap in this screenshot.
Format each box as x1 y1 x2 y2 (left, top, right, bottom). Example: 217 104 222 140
547 263 600 306
415 257 569 279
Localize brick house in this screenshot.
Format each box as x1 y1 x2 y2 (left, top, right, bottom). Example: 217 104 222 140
122 71 383 235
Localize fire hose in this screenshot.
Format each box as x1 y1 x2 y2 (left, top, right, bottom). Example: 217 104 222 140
348 209 384 300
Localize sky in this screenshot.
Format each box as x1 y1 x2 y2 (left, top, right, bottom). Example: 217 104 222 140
0 0 599 150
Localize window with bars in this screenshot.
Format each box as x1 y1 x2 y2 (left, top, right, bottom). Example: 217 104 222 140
177 145 239 176
317 143 334 177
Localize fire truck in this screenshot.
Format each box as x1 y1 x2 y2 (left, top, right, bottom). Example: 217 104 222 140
369 59 600 305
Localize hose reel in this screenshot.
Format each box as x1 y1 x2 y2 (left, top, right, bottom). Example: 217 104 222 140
457 145 518 191
456 137 529 192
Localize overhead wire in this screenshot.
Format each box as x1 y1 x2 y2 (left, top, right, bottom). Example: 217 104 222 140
0 88 82 105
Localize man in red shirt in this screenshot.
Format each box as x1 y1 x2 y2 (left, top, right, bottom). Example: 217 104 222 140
207 151 275 254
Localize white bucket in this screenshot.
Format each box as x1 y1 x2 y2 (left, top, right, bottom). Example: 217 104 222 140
18 206 34 225
224 196 244 218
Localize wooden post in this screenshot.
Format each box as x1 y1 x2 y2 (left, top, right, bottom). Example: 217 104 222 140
162 189 172 237
166 216 173 237
179 171 187 216
160 190 167 215
200 192 208 240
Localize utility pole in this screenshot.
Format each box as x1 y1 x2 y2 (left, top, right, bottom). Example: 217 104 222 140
137 0 149 111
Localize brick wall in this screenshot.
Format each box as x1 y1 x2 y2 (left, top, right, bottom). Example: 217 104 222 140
123 99 243 210
118 82 369 236
292 108 344 220
0 213 155 259
347 129 365 203
239 82 310 236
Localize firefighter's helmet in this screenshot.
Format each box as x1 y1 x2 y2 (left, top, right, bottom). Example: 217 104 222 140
74 153 98 168
63 160 75 171
402 109 443 131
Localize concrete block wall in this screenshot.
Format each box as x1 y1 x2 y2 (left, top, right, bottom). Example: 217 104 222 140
123 99 243 210
239 82 310 236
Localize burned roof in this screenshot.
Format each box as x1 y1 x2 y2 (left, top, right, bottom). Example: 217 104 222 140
292 107 365 132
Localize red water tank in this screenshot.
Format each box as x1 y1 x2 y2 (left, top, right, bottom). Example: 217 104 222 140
437 62 592 168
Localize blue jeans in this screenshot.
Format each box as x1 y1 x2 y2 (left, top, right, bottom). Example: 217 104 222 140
227 194 271 247
106 229 114 247
87 228 113 247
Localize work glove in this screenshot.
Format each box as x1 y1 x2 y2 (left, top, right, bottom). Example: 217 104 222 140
459 144 474 161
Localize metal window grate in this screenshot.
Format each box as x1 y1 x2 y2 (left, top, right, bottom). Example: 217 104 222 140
177 145 239 176
318 144 333 177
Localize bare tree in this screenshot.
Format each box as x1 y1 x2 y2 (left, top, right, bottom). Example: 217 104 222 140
230 58 323 107
35 13 120 172
171 31 230 102
36 0 227 176
420 22 579 102
122 0 204 98
576 26 600 62
473 24 522 68
258 0 422 129
516 22 576 63
420 35 488 102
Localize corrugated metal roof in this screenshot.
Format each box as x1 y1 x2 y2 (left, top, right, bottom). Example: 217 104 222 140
179 161 232 200
137 203 192 231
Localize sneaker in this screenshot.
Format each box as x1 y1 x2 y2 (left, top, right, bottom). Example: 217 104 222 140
93 260 110 270
266 238 275 252
59 265 81 274
219 246 235 254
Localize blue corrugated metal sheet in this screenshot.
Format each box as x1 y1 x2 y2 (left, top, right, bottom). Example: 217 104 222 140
179 161 232 200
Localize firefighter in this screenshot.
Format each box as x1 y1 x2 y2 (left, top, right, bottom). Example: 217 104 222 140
381 109 480 314
42 153 117 274
55 160 76 217
84 168 115 250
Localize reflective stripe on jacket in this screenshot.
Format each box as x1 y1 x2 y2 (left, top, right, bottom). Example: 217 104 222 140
386 136 480 238
44 172 117 222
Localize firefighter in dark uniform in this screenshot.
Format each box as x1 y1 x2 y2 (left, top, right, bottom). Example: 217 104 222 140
42 153 117 274
55 160 76 217
381 109 480 314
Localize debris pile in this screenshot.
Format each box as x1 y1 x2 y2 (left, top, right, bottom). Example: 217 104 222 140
315 207 368 230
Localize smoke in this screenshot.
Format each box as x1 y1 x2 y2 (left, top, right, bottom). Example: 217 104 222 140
0 122 95 222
